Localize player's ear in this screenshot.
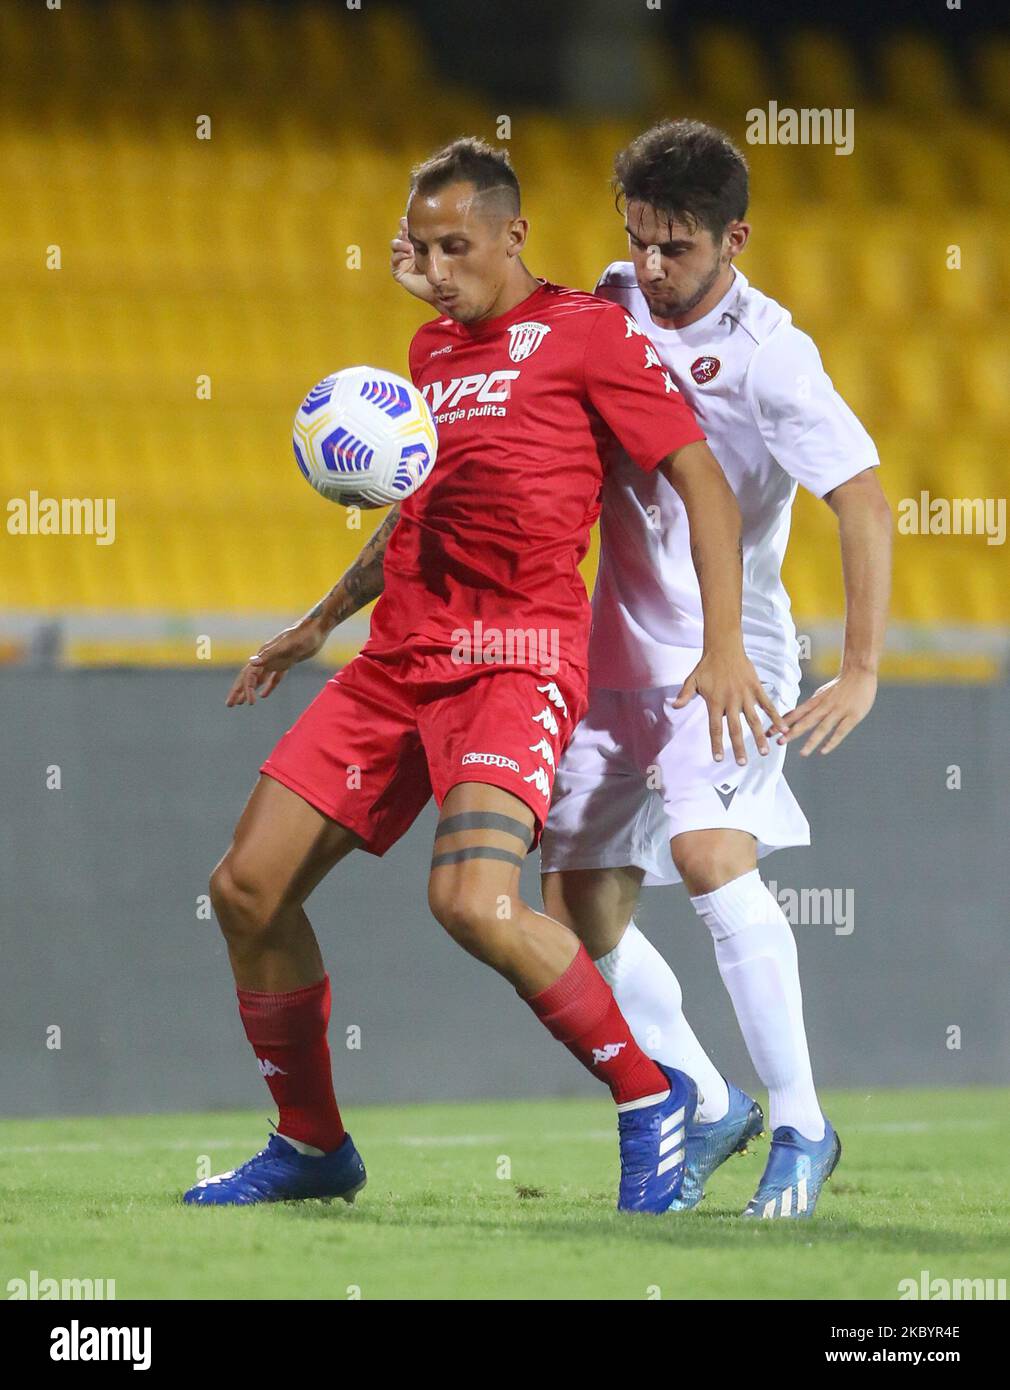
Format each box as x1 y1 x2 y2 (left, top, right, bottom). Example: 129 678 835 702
507 216 530 257
725 221 751 261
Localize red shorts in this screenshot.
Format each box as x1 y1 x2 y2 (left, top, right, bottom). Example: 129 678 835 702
261 649 587 855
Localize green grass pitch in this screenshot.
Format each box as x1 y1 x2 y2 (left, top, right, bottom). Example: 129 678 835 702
2 1088 1007 1300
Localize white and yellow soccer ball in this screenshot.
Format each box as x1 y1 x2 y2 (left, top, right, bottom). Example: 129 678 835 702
292 366 438 508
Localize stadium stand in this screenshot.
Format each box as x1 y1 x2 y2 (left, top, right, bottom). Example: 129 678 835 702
1 2 1006 677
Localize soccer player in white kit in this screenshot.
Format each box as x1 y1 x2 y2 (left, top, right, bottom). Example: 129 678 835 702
540 120 893 1218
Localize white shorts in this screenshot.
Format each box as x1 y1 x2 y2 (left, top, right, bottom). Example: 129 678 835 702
541 679 810 887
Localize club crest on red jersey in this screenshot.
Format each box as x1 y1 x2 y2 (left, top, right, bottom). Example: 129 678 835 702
690 355 721 385
507 321 551 363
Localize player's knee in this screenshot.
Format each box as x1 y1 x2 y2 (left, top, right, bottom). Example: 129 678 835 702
427 874 499 956
209 854 274 940
673 838 753 897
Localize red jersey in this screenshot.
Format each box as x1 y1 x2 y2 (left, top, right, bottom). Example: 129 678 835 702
363 280 704 679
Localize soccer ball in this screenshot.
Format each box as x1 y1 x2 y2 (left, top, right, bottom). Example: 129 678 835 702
292 365 438 508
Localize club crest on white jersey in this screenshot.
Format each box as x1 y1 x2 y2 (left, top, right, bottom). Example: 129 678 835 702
507 321 551 362
690 354 722 384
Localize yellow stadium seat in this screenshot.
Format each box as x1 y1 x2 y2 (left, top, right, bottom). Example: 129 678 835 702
878 330 955 435
47 0 99 72
0 3 33 72
845 211 921 320
816 333 882 436
920 213 995 321
583 120 642 182
103 0 162 84
360 3 433 89
957 335 1010 432
753 139 813 203
789 138 876 207
873 428 948 506
974 36 1010 122
232 1 287 82
781 493 844 618
877 32 959 114
942 434 1007 517
642 38 697 121
691 26 773 114
754 208 847 328
943 118 1010 209
782 30 863 110
858 118 958 208
167 0 228 85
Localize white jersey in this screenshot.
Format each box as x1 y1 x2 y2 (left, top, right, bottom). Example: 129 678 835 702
588 263 880 691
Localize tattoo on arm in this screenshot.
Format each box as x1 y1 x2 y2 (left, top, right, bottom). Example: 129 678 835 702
307 505 400 626
689 535 741 581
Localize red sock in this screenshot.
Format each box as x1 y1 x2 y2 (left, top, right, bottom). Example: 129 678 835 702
523 945 669 1105
237 975 346 1153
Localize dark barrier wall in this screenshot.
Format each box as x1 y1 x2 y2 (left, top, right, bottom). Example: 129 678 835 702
2 669 1007 1117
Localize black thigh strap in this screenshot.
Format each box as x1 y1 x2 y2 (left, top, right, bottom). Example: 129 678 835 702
430 846 525 870
434 811 534 848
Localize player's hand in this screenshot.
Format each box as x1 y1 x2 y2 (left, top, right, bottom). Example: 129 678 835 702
225 617 330 707
777 669 877 757
390 217 436 304
675 647 787 765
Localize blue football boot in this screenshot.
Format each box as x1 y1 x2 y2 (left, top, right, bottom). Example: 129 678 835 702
617 1064 697 1213
183 1132 366 1207
740 1120 841 1219
666 1081 765 1212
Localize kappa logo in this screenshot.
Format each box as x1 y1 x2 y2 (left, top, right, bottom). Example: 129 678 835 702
423 370 519 412
528 737 556 771
592 1041 627 1064
640 340 680 394
257 1058 288 1077
532 705 559 736
507 321 551 362
523 766 552 800
462 751 521 773
536 682 569 717
691 355 722 385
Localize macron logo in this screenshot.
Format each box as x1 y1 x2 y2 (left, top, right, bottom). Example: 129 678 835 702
591 1042 627 1065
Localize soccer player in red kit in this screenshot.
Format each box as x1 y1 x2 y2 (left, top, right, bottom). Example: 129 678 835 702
184 139 782 1212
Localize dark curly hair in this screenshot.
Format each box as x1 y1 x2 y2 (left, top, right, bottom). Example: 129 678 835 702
614 119 749 239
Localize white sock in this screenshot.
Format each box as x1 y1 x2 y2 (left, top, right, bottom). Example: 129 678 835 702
596 921 730 1122
691 869 825 1141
